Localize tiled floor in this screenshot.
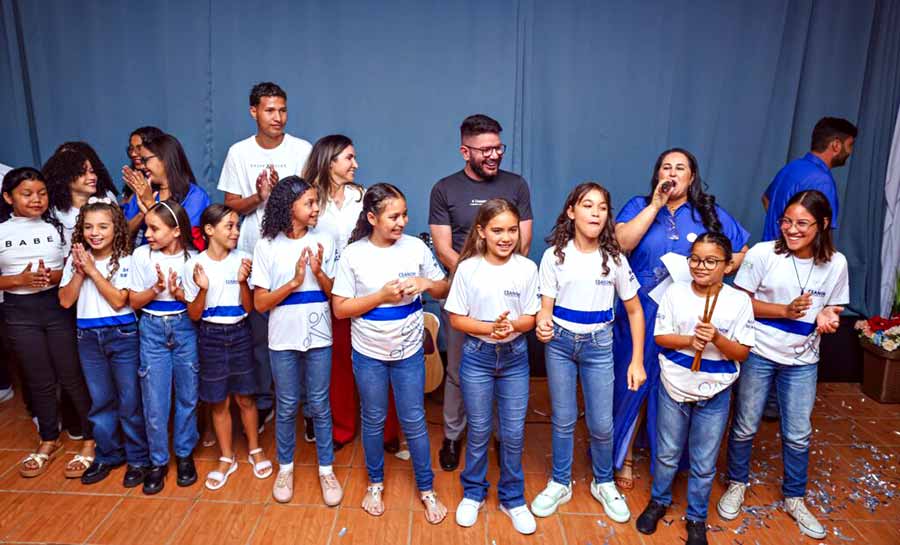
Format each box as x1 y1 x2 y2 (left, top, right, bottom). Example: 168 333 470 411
0 380 897 544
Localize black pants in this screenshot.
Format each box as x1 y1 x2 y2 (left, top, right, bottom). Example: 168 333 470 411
3 290 92 441
0 306 11 390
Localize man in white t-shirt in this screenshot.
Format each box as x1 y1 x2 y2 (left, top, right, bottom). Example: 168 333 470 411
217 82 313 431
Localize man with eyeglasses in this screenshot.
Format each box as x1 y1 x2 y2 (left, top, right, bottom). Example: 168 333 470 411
217 82 313 437
429 114 533 471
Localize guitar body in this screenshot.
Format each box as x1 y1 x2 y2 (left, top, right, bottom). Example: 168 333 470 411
423 311 444 393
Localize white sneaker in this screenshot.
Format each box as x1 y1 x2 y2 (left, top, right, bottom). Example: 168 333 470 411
0 387 13 404
784 497 826 539
591 481 630 523
455 498 484 527
716 481 747 520
531 480 573 517
272 469 294 503
500 504 537 535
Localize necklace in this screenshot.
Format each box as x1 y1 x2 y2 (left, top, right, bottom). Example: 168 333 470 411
790 254 814 297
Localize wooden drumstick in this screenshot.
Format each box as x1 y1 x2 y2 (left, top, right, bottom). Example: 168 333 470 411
691 283 722 372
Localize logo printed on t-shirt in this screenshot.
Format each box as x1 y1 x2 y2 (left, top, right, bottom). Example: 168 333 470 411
5 235 55 247
596 279 613 286
504 289 520 298
469 199 487 207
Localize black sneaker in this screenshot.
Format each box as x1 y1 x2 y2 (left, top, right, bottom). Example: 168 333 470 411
685 520 708 545
123 465 150 488
384 437 400 454
142 465 167 495
304 417 315 443
257 407 274 434
175 455 197 487
636 500 668 535
439 438 461 471
81 461 124 485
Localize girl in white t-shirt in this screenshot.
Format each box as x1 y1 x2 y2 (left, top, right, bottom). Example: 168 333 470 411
128 200 199 495
251 176 341 506
59 198 149 486
0 167 93 480
531 183 646 523
718 190 848 540
636 232 753 545
444 198 540 534
332 183 450 524
183 204 272 490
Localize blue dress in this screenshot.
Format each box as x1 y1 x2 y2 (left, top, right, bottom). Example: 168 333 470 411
611 196 749 470
123 183 211 247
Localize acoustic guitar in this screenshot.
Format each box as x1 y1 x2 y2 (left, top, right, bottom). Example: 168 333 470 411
419 232 445 393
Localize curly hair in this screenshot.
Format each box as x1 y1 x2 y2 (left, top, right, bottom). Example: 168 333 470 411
774 190 836 265
145 199 196 261
348 183 405 244
545 182 622 276
71 201 132 280
456 198 521 266
42 148 93 212
260 176 315 239
54 141 119 198
644 148 722 234
1 167 66 243
302 135 364 212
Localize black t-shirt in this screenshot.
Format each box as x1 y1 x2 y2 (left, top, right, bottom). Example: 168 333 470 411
428 169 533 253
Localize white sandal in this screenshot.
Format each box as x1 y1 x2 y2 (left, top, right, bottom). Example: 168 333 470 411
205 456 238 490
64 453 95 479
362 483 385 517
19 441 64 478
248 448 273 479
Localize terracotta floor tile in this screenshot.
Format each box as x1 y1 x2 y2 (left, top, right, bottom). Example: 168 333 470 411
248 504 336 545
828 394 900 419
558 514 643 545
169 501 264 545
0 416 42 451
2 492 119 543
329 508 410 545
854 417 900 447
484 509 566 545
197 458 273 503
89 497 192 545
410 509 486 545
848 520 900 544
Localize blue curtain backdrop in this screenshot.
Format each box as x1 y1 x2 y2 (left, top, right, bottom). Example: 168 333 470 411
1 0 897 315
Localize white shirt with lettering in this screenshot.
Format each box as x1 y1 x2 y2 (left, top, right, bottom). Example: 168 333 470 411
60 254 136 328
129 245 196 316
182 250 250 325
0 215 66 295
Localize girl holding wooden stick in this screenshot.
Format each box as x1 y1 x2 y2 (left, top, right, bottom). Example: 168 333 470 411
636 232 754 545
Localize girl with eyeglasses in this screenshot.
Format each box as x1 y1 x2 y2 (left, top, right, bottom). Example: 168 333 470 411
717 190 848 540
251 176 341 506
635 232 754 545
610 148 749 490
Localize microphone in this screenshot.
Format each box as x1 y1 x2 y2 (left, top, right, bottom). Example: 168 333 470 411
660 180 675 193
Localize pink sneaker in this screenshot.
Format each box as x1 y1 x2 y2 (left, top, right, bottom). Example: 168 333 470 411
320 472 343 506
273 469 293 503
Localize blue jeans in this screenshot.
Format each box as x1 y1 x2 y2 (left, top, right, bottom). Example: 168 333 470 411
269 346 334 466
77 321 149 466
460 335 529 508
726 352 817 498
652 384 731 521
352 347 433 491
138 312 199 466
545 324 614 486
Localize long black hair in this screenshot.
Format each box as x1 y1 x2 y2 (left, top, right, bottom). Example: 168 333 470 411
145 199 195 261
774 190 836 264
260 176 315 239
0 167 66 241
302 134 364 211
545 182 622 275
54 141 119 197
645 148 722 233
199 203 237 246
348 183 405 244
143 134 197 204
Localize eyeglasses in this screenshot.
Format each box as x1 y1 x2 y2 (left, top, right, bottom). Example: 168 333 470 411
139 155 156 164
463 144 506 158
779 217 817 232
687 255 727 270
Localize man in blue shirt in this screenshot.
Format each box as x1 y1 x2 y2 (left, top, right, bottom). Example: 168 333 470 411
761 117 857 241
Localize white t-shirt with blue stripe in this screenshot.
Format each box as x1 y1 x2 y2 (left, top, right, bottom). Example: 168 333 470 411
735 241 849 366
60 254 136 329
129 245 196 316
539 241 640 334
445 254 541 343
182 250 250 325
332 235 445 361
251 231 335 352
655 281 755 403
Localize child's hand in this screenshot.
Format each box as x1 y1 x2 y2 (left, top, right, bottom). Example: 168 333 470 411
379 279 404 304
627 359 646 391
535 314 554 343
491 310 514 340
308 244 325 276
238 258 252 283
19 261 51 289
691 319 717 352
153 264 166 294
783 292 813 319
193 263 209 290
168 268 185 301
292 248 309 286
74 244 98 277
400 277 430 297
816 305 843 334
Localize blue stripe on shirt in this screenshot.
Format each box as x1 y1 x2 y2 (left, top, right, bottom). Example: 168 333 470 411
553 305 613 325
362 298 423 321
660 348 737 374
145 300 187 312
277 290 328 306
76 313 137 329
756 317 816 336
202 305 246 318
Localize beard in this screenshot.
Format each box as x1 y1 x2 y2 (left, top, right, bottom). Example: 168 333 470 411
469 158 500 180
832 151 849 168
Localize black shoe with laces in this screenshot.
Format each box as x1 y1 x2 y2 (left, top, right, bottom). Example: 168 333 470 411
636 500 668 535
123 465 150 488
685 519 708 545
175 455 197 487
142 465 167 495
439 438 461 471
